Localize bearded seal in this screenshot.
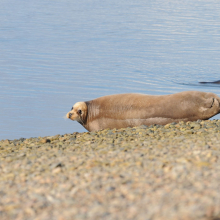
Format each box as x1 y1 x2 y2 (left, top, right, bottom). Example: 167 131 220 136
66 91 220 132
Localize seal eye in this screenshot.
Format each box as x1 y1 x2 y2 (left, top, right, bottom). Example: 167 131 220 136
71 107 73 110
77 109 82 115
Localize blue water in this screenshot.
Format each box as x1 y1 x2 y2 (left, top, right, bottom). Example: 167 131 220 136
1 0 220 140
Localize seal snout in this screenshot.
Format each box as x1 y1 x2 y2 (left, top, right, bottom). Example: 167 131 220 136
66 112 71 119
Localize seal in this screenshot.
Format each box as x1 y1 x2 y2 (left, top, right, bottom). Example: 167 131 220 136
66 91 220 132
200 80 220 84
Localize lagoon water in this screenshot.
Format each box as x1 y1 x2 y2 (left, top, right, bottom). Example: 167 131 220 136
1 0 220 140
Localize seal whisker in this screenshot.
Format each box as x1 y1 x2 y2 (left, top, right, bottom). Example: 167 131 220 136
63 114 68 120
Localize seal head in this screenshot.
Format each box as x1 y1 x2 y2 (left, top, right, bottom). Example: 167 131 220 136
66 102 88 126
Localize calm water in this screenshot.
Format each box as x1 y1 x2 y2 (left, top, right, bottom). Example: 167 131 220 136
1 0 220 140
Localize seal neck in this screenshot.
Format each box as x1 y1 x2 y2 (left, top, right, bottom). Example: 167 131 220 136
79 101 90 130
82 100 99 132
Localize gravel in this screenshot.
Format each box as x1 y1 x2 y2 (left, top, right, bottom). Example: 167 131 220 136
1 120 220 220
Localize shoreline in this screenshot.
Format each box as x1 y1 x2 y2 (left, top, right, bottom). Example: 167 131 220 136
1 120 220 219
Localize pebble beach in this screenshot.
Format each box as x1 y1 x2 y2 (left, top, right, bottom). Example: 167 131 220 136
1 120 220 220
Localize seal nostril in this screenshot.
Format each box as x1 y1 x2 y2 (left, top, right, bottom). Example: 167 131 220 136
69 113 72 118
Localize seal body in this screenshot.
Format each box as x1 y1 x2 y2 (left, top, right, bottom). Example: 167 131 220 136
66 91 220 132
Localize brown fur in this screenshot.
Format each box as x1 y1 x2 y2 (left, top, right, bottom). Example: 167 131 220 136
66 91 220 132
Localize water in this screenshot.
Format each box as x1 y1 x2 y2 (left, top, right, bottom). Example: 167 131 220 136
1 0 220 140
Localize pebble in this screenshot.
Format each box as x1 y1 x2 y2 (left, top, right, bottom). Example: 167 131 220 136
1 120 220 219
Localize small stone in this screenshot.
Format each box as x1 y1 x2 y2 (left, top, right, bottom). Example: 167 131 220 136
164 124 170 129
41 138 51 143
